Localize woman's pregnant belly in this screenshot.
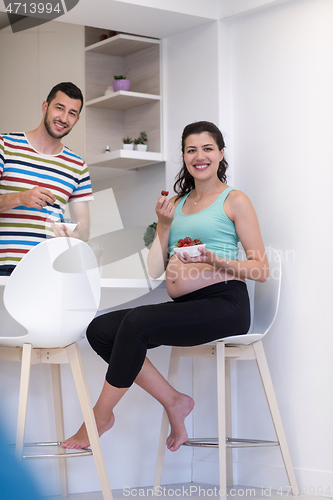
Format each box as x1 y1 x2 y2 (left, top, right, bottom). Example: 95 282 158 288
166 254 241 299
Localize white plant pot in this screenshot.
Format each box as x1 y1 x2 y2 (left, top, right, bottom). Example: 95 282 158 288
123 143 134 150
134 144 147 152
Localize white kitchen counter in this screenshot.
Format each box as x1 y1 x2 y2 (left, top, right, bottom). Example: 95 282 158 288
0 276 165 289
98 277 166 311
0 276 168 336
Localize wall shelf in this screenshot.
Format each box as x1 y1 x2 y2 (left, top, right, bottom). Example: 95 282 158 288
85 33 159 57
85 91 160 111
87 149 164 170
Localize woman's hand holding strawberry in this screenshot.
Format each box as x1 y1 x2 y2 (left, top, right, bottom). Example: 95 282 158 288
156 192 175 226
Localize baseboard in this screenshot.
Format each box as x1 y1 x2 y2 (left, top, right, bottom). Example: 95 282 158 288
235 460 333 497
192 459 333 497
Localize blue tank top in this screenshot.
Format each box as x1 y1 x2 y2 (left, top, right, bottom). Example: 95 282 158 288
169 186 240 260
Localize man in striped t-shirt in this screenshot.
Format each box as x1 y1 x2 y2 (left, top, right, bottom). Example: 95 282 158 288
0 82 93 275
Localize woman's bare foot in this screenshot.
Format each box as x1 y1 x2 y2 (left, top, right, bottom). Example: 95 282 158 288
165 393 194 452
61 412 115 450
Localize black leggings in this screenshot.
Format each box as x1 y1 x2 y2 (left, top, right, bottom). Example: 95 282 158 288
86 280 251 388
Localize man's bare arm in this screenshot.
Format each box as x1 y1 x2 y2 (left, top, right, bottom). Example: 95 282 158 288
0 186 56 212
51 201 90 241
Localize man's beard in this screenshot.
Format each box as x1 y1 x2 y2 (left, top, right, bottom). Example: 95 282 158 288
44 112 71 140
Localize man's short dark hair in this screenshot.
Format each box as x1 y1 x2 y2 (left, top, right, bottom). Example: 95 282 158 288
46 82 84 113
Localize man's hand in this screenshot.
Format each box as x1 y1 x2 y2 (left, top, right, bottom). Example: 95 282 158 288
20 186 56 208
0 186 56 213
51 221 76 238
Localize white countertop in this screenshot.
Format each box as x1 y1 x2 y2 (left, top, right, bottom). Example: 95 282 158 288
1 276 167 313
100 278 165 289
0 276 165 288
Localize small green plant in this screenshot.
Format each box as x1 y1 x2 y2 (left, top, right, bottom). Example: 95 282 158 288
123 137 133 144
134 131 148 145
143 222 157 249
114 69 130 80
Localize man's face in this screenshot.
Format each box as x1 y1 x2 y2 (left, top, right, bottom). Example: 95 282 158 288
43 91 81 140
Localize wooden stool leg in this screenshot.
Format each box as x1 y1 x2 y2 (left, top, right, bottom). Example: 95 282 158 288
66 343 113 500
216 342 227 500
153 347 181 490
16 343 32 460
253 341 299 495
225 358 233 487
50 364 68 497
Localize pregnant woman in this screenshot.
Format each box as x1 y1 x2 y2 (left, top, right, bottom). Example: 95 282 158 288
61 121 268 452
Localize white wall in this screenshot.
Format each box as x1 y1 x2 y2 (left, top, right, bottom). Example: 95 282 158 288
220 0 292 18
0 21 85 157
163 21 221 193
89 164 166 280
228 0 333 491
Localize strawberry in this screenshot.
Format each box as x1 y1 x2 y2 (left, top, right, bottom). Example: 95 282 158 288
161 190 169 196
176 237 203 248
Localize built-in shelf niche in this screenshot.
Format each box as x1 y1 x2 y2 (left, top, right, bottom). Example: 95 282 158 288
85 29 163 172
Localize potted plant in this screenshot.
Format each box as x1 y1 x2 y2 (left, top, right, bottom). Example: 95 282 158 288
143 222 157 249
113 69 130 92
122 137 133 150
134 131 148 151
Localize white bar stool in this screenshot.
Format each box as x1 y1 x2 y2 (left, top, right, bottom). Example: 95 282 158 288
0 238 113 499
154 248 298 499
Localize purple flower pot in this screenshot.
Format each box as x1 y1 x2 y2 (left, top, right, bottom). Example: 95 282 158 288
113 79 131 92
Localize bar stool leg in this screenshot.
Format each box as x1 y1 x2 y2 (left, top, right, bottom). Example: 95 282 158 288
225 359 233 487
16 343 32 460
216 343 227 500
50 363 68 497
253 341 299 495
66 343 113 500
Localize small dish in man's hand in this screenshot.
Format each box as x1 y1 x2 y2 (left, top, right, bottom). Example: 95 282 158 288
53 219 77 232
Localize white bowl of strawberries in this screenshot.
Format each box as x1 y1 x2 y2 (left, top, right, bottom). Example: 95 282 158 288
173 237 206 257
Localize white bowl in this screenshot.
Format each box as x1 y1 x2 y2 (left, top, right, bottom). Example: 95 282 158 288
174 244 206 258
53 221 77 232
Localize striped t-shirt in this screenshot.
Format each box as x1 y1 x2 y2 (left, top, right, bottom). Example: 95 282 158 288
0 132 93 266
